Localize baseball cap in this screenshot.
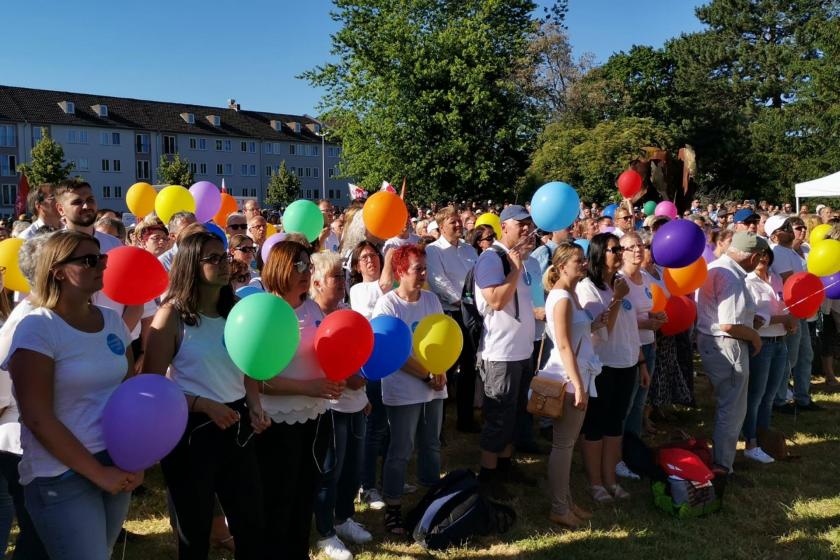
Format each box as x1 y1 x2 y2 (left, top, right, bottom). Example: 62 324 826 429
816 204 826 214
427 220 439 232
499 204 531 222
763 215 788 238
730 232 769 253
734 209 758 223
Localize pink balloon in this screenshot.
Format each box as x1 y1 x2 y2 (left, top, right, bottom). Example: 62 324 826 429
655 201 678 219
261 232 287 264
189 181 222 223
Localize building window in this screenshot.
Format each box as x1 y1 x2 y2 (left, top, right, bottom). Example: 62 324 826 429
310 145 320 157
295 123 301 134
101 159 110 172
198 138 207 150
102 132 120 146
114 186 122 198
0 125 15 148
249 141 256 153
80 131 89 143
112 160 121 172
216 164 224 175
251 188 257 197
264 143 272 154
32 127 43 147
68 130 88 144
103 186 111 199
189 137 197 150
328 189 334 199
297 167 304 177
289 144 296 155
305 168 311 177
313 168 319 178
241 164 248 176
0 156 15 176
78 158 89 171
224 140 232 152
240 141 247 152
163 135 176 154
249 164 256 176
1 185 17 205
136 160 150 179
136 133 150 153
200 163 207 174
328 168 334 178
112 132 121 145
215 139 223 151
224 163 232 175
266 165 272 177
241 188 247 196
190 163 197 174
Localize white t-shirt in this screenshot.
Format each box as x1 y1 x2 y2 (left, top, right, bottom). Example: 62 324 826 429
770 244 805 277
169 314 246 404
93 230 123 254
2 306 131 484
324 303 368 414
539 289 602 396
474 242 535 362
746 272 787 337
350 281 385 320
625 270 656 345
383 234 420 255
576 277 641 369
259 299 328 424
372 290 447 406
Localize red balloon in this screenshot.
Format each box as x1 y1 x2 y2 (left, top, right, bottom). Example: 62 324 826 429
783 271 825 319
314 310 374 381
617 170 643 198
102 246 169 305
660 295 696 336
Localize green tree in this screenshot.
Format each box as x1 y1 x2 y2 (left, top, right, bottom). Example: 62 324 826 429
265 161 301 209
16 127 75 184
156 153 193 186
302 0 541 205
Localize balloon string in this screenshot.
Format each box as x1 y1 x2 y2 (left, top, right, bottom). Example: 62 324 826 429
782 278 840 312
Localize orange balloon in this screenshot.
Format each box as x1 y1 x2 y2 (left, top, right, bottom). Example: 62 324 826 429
362 192 408 239
664 257 708 296
650 283 668 313
213 193 239 227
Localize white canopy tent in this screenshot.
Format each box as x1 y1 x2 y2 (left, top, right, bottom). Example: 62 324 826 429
795 170 840 212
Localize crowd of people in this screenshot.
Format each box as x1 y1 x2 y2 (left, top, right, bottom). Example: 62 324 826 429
0 180 837 560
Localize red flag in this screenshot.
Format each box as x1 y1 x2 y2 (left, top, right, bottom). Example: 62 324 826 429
380 181 396 194
14 173 29 218
347 183 367 200
221 178 227 194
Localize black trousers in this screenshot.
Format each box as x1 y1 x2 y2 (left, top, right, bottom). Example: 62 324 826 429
160 399 265 560
256 415 332 560
445 309 478 426
0 452 49 560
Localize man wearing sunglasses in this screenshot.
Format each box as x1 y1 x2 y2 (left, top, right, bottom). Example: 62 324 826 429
225 212 248 237
733 209 760 233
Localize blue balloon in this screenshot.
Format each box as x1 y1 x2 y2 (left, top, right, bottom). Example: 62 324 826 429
603 204 618 219
573 238 589 257
361 316 412 381
530 182 580 232
236 285 263 299
204 222 228 250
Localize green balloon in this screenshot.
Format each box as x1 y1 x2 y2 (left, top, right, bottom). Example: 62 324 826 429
283 200 323 242
224 292 300 380
643 201 657 216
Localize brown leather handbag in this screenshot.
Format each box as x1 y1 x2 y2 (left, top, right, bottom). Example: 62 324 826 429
527 375 568 419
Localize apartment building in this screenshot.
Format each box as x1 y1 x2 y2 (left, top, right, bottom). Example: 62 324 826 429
0 85 345 213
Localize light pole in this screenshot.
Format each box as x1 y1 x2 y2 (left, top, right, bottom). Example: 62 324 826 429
316 128 327 200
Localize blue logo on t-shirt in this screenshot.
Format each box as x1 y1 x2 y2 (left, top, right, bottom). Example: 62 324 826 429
411 321 419 332
106 333 125 355
315 320 322 328
622 299 632 311
644 287 652 299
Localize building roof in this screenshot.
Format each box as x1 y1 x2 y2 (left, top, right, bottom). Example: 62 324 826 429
0 85 327 143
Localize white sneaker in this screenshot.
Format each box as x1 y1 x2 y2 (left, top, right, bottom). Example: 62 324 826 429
402 482 417 494
317 535 353 560
744 447 775 464
615 460 641 480
335 518 373 544
361 488 385 510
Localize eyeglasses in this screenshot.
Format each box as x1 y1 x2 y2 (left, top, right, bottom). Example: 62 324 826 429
249 224 267 230
479 236 495 243
228 223 248 231
622 244 644 251
57 254 108 268
616 216 632 222
293 260 313 273
200 253 233 266
235 246 257 254
607 246 623 255
359 253 378 262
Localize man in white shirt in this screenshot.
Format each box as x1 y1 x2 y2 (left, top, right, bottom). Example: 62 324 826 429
317 199 341 252
697 232 766 477
243 199 261 222
425 206 480 432
473 205 536 498
18 184 62 240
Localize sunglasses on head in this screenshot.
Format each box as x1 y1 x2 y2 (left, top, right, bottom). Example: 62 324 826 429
228 223 247 230
58 254 108 268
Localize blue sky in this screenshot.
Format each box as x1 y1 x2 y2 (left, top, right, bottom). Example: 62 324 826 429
6 0 706 116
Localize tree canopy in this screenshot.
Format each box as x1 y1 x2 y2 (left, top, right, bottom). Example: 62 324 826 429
16 127 75 185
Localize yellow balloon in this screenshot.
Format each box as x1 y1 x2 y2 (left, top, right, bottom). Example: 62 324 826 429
0 238 30 293
810 223 832 247
412 313 463 375
475 213 501 239
266 223 277 238
126 182 157 218
807 239 840 277
154 185 196 224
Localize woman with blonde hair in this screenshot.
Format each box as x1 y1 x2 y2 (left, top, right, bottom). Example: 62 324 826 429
538 242 601 528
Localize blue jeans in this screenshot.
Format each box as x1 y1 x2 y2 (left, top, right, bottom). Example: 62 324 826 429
362 380 389 491
314 409 367 537
745 338 788 442
24 452 130 560
625 343 656 437
382 399 443 502
775 319 813 406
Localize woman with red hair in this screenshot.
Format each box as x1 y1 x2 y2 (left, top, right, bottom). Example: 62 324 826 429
371 245 446 535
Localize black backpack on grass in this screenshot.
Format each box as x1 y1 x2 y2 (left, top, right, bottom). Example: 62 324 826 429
461 246 516 350
405 469 516 551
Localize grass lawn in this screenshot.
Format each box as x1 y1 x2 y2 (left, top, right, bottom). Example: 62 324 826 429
30 372 840 560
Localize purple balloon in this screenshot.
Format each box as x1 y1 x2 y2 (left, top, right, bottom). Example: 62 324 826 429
190 181 222 223
102 374 188 472
702 243 716 263
651 219 706 268
822 273 840 300
261 232 287 264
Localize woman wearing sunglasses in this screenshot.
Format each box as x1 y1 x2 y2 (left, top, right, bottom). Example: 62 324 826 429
145 232 269 560
467 224 496 254
257 240 345 559
4 231 138 560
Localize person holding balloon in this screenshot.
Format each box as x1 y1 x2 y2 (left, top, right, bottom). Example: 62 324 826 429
256 240 344 559
372 244 447 535
310 251 374 559
575 233 646 502
144 232 269 559
4 230 140 560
